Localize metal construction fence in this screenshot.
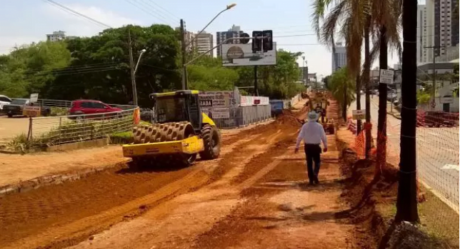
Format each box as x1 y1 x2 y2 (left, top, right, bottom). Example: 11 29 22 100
212 105 272 129
35 99 135 110
28 109 137 146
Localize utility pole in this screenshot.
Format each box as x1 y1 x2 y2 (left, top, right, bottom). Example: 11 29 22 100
128 29 138 106
254 66 259 96
424 46 443 110
180 19 188 90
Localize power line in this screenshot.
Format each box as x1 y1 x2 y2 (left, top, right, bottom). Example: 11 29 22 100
141 0 179 22
44 0 112 28
124 0 176 25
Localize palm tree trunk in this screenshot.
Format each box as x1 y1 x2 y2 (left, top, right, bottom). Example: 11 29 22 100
364 15 372 158
377 26 388 170
395 0 419 223
356 74 362 134
331 35 346 120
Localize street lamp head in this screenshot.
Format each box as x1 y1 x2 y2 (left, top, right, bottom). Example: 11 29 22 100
141 49 147 53
226 3 236 9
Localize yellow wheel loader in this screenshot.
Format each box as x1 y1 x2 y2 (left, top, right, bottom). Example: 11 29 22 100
122 90 221 169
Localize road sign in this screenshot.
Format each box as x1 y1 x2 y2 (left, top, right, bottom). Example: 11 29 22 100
30 93 39 103
352 110 366 120
23 106 41 117
379 69 394 84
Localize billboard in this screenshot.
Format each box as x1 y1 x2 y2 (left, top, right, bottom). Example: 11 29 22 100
199 91 236 119
222 43 277 67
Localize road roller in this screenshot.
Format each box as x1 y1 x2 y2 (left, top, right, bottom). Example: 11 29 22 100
122 90 221 168
309 93 335 134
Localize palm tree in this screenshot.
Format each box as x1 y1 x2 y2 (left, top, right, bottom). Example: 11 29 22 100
395 0 419 223
312 0 366 123
372 0 403 170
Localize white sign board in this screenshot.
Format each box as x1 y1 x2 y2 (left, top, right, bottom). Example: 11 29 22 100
379 69 394 84
202 107 230 119
222 43 277 67
30 93 39 103
199 91 235 108
352 110 366 120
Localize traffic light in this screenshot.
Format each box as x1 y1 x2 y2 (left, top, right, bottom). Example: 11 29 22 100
262 30 273 52
252 31 263 52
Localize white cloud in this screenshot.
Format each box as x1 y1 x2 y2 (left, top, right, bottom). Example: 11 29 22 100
0 3 142 54
42 3 143 37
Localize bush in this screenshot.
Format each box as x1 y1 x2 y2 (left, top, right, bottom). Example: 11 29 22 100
49 107 69 116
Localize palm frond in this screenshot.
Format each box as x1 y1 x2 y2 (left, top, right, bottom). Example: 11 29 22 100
369 36 381 67
320 0 347 46
311 0 335 39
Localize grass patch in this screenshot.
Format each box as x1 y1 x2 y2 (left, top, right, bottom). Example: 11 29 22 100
49 107 69 116
417 187 459 248
110 131 133 144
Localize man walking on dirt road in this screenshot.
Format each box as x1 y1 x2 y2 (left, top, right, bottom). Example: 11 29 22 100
295 111 328 185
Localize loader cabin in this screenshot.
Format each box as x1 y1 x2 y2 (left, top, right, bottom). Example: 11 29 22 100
149 90 202 131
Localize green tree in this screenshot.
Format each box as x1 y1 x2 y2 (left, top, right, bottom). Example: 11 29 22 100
0 41 71 98
45 24 180 107
234 50 304 99
328 67 356 107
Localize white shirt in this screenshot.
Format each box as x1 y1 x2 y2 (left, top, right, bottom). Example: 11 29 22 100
295 121 328 149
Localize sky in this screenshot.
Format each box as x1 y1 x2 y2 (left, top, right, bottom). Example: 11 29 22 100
0 0 400 78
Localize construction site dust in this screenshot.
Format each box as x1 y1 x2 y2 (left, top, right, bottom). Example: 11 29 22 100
0 97 386 249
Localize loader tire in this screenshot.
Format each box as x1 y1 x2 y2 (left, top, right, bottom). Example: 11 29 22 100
200 125 221 160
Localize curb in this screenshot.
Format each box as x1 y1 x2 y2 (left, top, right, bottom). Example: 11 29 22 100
0 161 127 197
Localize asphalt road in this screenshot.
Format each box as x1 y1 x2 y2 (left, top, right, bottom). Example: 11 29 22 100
350 95 459 212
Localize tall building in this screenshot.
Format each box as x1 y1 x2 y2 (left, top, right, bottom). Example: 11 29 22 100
195 32 213 56
216 25 244 57
417 5 431 64
426 0 459 58
46 31 66 41
184 31 196 53
331 42 347 72
46 31 76 41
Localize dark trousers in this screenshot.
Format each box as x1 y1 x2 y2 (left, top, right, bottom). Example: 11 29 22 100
304 144 321 183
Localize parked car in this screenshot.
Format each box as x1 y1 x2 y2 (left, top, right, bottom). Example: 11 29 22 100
0 95 12 112
3 98 51 118
69 100 123 119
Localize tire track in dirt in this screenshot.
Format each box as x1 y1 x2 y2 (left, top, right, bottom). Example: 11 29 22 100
0 122 279 249
66 113 307 249
192 99 356 249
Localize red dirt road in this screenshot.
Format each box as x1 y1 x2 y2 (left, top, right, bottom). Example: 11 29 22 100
0 99 368 249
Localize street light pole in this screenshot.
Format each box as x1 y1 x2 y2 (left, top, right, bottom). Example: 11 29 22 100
180 3 236 90
128 29 146 106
